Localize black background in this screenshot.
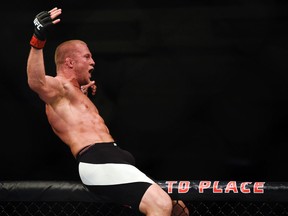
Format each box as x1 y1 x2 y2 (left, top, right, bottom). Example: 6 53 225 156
1 0 288 182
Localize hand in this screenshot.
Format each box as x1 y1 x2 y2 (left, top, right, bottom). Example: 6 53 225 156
30 7 62 49
81 81 97 96
33 7 62 40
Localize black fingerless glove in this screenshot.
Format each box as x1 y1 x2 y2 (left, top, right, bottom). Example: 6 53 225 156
30 10 53 49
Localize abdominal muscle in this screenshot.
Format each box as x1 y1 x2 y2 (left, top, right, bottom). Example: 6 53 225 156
45 96 114 158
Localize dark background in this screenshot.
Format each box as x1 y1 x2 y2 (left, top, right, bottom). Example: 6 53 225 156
1 0 288 182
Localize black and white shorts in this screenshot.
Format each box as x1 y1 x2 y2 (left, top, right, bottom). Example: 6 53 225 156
77 142 155 210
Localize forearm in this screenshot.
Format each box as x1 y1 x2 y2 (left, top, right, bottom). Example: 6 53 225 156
26 47 47 91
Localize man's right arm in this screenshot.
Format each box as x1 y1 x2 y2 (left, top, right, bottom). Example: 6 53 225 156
27 47 45 91
26 7 62 99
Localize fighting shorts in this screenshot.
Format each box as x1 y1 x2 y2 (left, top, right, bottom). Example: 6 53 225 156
77 142 155 211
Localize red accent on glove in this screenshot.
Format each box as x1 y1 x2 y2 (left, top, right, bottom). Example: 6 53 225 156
30 34 46 49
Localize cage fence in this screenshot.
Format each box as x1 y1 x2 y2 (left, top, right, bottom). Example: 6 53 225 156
1 180 288 216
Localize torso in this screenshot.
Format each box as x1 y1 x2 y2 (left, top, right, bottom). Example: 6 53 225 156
45 79 114 158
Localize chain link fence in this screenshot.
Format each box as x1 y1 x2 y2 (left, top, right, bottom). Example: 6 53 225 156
1 181 288 216
1 200 288 216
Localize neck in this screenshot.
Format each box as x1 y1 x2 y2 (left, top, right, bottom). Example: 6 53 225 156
70 78 80 89
57 69 80 89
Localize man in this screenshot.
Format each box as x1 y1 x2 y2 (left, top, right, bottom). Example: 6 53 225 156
27 7 178 216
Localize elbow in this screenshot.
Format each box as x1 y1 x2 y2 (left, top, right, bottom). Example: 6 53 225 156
27 78 36 90
27 78 43 92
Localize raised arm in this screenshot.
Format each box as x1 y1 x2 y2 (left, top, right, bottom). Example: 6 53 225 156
26 7 62 101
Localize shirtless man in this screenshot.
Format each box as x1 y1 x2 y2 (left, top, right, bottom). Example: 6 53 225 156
27 7 174 216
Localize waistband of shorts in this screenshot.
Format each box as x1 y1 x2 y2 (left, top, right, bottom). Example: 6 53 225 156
76 142 117 160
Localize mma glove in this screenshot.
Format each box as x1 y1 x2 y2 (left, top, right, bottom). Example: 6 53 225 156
30 10 53 49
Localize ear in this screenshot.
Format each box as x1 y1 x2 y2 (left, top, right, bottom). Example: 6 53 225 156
65 57 74 68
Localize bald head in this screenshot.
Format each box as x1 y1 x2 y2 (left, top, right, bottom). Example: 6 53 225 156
54 40 88 66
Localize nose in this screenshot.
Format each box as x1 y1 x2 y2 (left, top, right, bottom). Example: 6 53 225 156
91 59 95 66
